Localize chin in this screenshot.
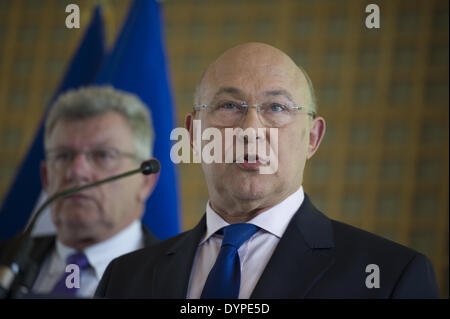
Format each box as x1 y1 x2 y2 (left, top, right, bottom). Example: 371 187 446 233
229 176 272 201
57 227 100 249
53 207 101 229
233 190 267 201
55 215 101 244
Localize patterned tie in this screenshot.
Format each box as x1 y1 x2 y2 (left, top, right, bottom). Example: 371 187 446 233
201 223 260 299
50 251 90 296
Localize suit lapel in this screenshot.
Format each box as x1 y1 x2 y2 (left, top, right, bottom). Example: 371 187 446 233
141 224 160 246
251 195 335 298
17 236 55 291
152 215 206 298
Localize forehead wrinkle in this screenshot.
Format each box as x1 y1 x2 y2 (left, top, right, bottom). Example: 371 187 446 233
48 140 116 151
204 73 308 108
211 86 296 106
48 114 136 152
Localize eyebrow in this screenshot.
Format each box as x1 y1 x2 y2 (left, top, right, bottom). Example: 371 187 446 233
211 87 295 104
211 87 244 102
263 89 294 103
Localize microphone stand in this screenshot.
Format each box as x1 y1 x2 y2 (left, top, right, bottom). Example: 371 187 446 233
0 159 160 299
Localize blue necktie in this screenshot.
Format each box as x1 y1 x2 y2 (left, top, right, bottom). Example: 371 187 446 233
51 252 90 296
201 223 260 299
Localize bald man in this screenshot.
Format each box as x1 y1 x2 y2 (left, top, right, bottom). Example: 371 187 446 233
95 43 439 299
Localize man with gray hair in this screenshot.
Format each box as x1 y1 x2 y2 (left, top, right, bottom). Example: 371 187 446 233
7 85 160 298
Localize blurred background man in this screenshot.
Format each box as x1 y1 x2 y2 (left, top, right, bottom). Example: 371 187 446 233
3 86 159 298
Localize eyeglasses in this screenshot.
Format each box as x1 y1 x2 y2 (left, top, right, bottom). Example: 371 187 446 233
193 100 316 127
46 147 139 172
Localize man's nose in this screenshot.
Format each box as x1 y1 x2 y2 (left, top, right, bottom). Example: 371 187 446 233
65 153 94 181
239 107 266 143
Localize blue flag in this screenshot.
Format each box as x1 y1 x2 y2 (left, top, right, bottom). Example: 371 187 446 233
96 0 181 239
0 6 106 240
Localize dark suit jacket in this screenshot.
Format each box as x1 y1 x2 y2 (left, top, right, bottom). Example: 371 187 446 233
95 195 440 298
0 223 159 294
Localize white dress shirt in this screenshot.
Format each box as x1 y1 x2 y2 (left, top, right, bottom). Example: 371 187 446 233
187 186 304 299
32 220 144 298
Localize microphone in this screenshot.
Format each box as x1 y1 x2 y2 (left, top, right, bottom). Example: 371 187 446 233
140 159 160 175
0 159 160 298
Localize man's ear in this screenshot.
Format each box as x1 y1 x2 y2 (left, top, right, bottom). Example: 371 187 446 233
40 161 49 191
137 169 159 202
307 116 326 160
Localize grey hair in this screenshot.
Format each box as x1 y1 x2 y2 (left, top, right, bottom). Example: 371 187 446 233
298 65 318 114
44 85 154 160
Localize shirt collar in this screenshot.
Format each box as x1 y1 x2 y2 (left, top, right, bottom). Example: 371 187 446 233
201 186 304 244
55 220 144 279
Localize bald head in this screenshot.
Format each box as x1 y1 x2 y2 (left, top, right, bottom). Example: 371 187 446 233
194 42 317 113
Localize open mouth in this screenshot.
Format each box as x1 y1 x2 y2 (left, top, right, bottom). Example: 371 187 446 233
234 153 269 170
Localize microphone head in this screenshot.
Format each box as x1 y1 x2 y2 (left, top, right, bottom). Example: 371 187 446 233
141 159 160 175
